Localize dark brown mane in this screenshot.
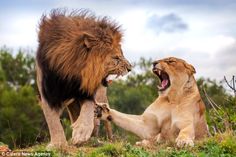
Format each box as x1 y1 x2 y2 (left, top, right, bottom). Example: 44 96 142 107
36 8 123 109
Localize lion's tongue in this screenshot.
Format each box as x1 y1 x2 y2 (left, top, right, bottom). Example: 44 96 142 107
161 79 168 88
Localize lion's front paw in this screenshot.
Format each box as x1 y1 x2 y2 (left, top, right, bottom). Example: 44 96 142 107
46 142 69 150
71 122 94 145
176 136 194 147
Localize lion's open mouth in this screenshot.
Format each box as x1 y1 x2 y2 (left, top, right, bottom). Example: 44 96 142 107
153 68 171 91
106 74 120 84
102 74 121 86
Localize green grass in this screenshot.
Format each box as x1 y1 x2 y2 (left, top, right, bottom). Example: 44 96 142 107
3 132 236 157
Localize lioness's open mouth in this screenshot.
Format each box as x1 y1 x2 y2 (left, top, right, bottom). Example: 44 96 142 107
153 68 171 91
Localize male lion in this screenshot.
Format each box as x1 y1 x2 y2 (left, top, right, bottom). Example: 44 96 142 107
96 57 208 147
36 9 131 148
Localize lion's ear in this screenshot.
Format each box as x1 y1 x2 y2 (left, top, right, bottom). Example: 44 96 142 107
184 62 196 75
83 32 96 49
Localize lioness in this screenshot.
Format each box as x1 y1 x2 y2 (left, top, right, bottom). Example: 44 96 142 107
96 57 208 147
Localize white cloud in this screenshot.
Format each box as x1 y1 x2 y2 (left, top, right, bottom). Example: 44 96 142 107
176 35 235 55
0 13 40 51
0 1 235 81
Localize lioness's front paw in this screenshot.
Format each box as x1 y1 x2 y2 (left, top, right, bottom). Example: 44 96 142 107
71 122 94 145
176 136 194 147
95 102 111 120
155 133 163 144
95 102 110 111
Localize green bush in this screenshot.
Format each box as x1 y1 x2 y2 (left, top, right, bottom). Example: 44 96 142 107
0 84 45 148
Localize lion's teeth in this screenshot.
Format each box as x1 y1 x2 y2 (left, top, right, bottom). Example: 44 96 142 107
158 70 161 75
106 74 117 82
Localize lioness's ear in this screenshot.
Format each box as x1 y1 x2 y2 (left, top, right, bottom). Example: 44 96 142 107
83 32 96 49
184 62 196 75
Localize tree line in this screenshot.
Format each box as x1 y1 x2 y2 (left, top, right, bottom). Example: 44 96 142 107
0 48 235 149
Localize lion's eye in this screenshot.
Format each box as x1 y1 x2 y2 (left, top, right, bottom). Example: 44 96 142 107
166 60 176 64
111 56 120 65
112 56 120 60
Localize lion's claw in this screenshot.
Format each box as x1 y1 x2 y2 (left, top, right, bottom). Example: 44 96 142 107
71 122 94 145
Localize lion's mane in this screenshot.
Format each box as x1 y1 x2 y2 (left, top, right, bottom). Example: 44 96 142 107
36 9 122 109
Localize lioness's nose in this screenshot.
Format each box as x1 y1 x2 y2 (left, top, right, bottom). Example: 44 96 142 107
152 61 159 68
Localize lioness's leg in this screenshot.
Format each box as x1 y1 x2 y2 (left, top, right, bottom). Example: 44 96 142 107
36 64 67 148
175 123 195 147
173 109 195 147
101 107 156 139
71 100 95 145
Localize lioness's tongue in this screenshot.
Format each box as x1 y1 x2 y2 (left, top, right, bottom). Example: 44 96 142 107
161 79 168 88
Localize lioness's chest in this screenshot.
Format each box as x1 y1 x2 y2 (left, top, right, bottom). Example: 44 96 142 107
147 101 172 127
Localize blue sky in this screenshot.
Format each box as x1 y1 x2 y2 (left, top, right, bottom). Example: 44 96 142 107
0 0 236 82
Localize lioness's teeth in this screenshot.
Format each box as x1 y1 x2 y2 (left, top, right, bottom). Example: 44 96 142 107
158 70 161 75
157 85 163 90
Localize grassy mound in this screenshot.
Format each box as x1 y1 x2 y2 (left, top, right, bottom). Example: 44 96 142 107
7 132 235 157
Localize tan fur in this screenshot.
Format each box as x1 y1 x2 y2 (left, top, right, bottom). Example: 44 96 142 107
98 57 208 147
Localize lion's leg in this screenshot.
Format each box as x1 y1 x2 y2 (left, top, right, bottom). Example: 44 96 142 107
40 99 68 148
36 64 67 148
92 117 113 139
66 101 81 123
94 85 113 139
104 121 113 139
71 100 95 145
92 118 100 137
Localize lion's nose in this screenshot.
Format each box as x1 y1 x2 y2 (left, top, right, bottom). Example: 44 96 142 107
127 66 132 72
125 60 132 72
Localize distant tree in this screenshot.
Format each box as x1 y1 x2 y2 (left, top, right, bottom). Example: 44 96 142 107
108 58 158 114
0 48 35 88
0 48 46 148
